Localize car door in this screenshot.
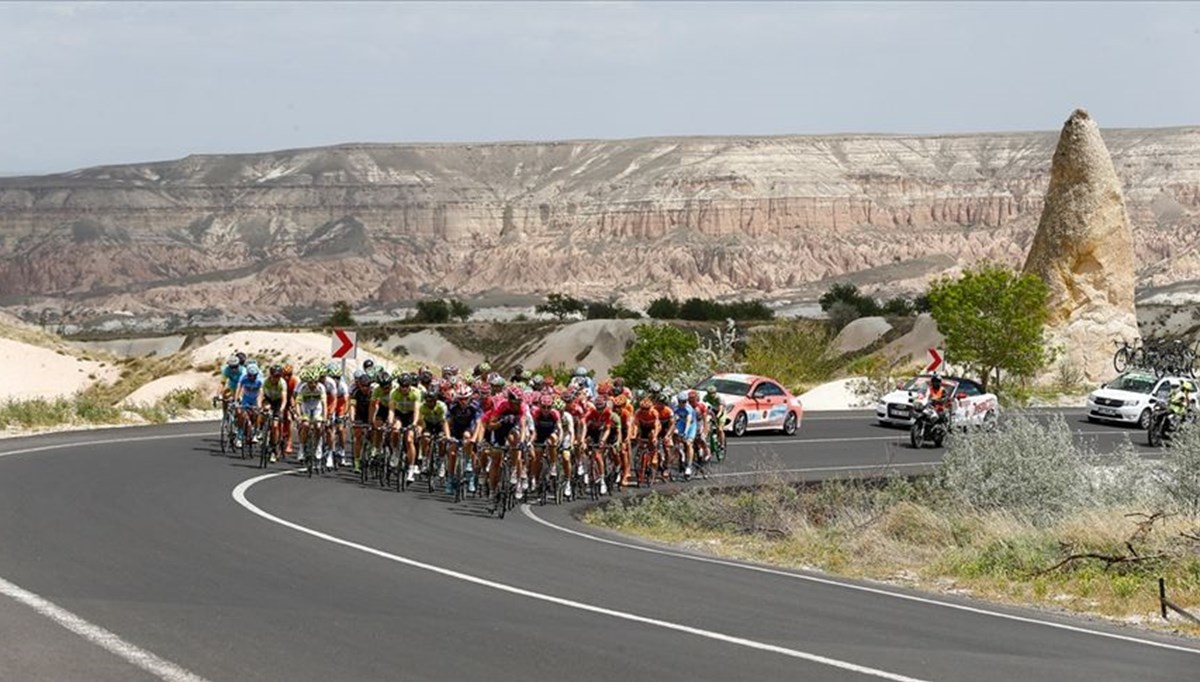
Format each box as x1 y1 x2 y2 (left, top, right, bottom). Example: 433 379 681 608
954 379 984 425
753 381 788 428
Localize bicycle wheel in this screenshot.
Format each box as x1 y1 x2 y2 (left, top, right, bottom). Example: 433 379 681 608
1113 347 1130 373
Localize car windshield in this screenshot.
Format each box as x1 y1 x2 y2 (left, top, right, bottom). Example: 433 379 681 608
696 377 752 397
901 377 958 393
1105 373 1157 394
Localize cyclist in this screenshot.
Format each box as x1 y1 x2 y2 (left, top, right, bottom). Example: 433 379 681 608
321 363 349 467
653 390 675 476
555 394 575 499
687 390 710 465
282 364 299 458
261 365 288 462
582 396 617 494
570 366 595 398
703 386 727 453
673 391 697 478
482 386 532 500
417 390 452 490
389 373 423 483
369 371 394 458
611 390 634 486
219 355 244 402
348 369 375 472
291 368 327 463
633 396 661 482
509 363 526 384
446 385 482 494
529 391 562 496
234 362 265 449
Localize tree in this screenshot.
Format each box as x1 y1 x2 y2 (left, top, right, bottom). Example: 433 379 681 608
610 323 700 389
913 293 932 314
449 299 473 322
585 301 641 320
413 299 450 323
826 301 862 332
881 296 916 317
819 282 880 317
326 300 356 327
536 293 587 320
646 297 680 319
927 263 1051 392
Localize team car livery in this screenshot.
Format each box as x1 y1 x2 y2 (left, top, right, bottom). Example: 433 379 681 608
694 373 804 437
876 375 999 428
1086 371 1197 430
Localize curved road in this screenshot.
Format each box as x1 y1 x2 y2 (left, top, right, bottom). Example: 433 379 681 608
0 411 1196 682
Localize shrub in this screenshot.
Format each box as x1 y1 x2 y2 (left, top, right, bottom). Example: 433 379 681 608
585 301 641 320
611 323 700 389
536 293 587 320
1159 424 1200 515
413 299 451 323
743 321 835 390
938 414 1087 524
819 283 880 317
326 300 356 327
646 297 680 319
826 301 862 332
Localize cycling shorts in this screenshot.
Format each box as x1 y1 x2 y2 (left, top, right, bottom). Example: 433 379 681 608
335 396 347 416
298 402 324 423
637 423 655 440
394 411 415 429
533 424 557 445
239 395 259 410
265 397 283 415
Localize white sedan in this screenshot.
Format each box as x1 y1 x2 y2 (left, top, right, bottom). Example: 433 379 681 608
1086 371 1189 429
876 375 1000 428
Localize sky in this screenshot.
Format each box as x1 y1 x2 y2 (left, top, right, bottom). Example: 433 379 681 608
2 1 1198 174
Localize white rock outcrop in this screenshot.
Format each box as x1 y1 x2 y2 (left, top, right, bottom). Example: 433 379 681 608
1022 110 1140 382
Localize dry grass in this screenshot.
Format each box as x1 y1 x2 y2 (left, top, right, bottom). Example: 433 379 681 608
587 481 1200 638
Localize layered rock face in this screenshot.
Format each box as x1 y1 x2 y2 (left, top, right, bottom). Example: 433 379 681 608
1023 110 1141 381
0 126 1198 328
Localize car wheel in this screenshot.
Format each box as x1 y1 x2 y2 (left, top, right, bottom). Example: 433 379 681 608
732 412 748 438
1086 415 1097 424
781 412 797 436
981 410 998 432
1138 408 1152 430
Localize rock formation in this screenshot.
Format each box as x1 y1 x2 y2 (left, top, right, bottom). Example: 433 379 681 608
0 123 1198 330
1022 110 1140 382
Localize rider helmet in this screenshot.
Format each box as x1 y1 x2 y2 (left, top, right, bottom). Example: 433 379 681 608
423 391 438 403
399 373 413 388
235 351 247 366
283 364 294 376
226 355 240 367
377 371 392 386
539 392 554 408
639 397 652 410
676 391 688 404
455 386 473 401
687 389 699 402
574 366 588 378
352 369 366 381
507 386 524 403
269 364 283 375
246 362 260 376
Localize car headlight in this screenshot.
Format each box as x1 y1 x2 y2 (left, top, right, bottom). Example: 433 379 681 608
1124 400 1140 407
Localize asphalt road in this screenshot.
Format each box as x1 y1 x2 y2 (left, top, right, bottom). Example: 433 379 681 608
0 411 1196 682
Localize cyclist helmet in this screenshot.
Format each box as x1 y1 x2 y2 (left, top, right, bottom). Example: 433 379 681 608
377 371 392 386
539 392 554 408
677 390 689 404
553 398 565 411
401 373 415 387
226 355 239 367
455 386 473 401
612 393 628 408
574 366 588 377
246 362 260 376
687 389 699 402
488 374 506 390
507 386 524 403
326 362 340 375
705 385 717 395
269 364 283 375
362 358 374 371
639 397 652 410
352 369 366 381
235 351 247 365
597 380 612 396
419 369 433 384
423 391 438 403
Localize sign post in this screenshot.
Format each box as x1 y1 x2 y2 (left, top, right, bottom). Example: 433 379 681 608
925 348 943 374
332 329 357 379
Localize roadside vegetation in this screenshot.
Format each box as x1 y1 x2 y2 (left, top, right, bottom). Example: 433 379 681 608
588 414 1200 636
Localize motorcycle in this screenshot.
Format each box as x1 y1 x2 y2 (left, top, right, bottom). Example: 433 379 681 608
1146 397 1196 446
909 396 949 449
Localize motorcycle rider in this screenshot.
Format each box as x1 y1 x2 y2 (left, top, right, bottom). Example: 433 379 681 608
926 373 951 424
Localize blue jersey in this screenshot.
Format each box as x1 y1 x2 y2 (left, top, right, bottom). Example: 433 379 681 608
673 403 697 438
223 365 245 391
238 374 264 406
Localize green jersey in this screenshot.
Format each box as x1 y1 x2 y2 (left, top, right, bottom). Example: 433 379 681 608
418 399 448 426
389 386 423 414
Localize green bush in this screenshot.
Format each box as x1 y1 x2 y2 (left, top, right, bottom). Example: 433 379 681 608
646 297 680 319
819 283 880 317
413 299 451 323
611 323 700 389
585 301 641 320
743 321 835 390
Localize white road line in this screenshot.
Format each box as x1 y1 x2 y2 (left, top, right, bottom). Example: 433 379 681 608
0 431 212 460
0 575 211 682
233 472 930 682
521 508 1200 656
0 430 215 682
734 428 1133 445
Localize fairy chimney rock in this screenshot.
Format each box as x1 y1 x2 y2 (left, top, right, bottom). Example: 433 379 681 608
1023 109 1139 382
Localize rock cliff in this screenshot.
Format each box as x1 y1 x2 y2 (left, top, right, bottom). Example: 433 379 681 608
0 126 1198 328
1023 110 1141 381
